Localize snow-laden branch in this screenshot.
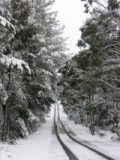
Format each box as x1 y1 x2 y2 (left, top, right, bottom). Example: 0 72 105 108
0 55 31 74
104 57 120 65
39 69 53 76
99 79 120 91
94 0 107 9
101 42 120 51
103 63 120 72
0 15 15 31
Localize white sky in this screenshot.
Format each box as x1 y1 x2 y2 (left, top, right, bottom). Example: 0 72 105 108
53 0 89 54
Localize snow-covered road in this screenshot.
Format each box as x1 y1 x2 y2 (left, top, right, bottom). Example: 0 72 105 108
58 103 120 160
0 103 120 160
57 121 106 160
0 105 68 160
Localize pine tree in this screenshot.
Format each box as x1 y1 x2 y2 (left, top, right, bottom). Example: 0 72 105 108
59 0 120 136
0 0 67 140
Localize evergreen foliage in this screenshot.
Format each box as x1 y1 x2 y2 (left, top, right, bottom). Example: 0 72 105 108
59 0 120 137
0 0 67 141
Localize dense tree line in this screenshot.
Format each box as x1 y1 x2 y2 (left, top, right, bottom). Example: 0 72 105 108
59 0 120 137
0 0 67 141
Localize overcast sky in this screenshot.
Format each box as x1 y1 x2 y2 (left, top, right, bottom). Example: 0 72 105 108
53 0 89 54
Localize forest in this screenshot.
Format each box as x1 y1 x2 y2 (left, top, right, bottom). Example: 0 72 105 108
0 0 67 141
0 0 120 144
59 0 120 138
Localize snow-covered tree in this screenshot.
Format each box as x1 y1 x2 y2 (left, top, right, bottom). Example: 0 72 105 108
59 0 120 137
0 0 67 141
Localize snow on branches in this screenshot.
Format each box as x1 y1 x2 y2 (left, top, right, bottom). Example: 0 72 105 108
0 55 31 74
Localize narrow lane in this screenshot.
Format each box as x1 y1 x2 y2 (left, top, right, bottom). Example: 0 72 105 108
58 103 120 160
56 108 106 160
54 104 79 160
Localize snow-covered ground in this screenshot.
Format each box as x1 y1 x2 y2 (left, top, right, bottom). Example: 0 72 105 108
57 121 106 160
0 105 68 160
58 103 120 160
0 103 120 160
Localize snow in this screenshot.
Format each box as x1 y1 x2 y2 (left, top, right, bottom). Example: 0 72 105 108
56 111 106 160
40 69 53 76
58 103 120 160
0 103 119 160
28 109 39 123
0 105 68 160
59 134 105 160
0 55 31 74
16 118 29 137
0 16 8 26
0 15 15 30
0 83 8 103
36 35 46 45
27 53 36 58
41 47 48 54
